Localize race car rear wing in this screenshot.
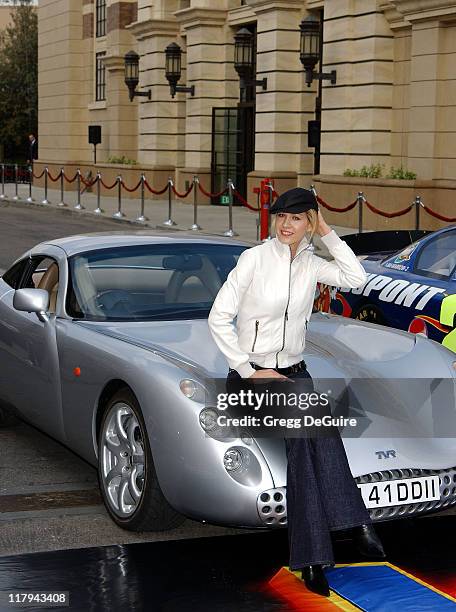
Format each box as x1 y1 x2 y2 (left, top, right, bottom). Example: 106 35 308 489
340 230 431 257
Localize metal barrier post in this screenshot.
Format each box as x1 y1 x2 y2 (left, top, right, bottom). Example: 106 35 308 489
357 191 365 233
26 164 34 203
57 167 67 207
267 180 275 239
94 172 104 214
135 174 148 223
0 164 5 200
190 175 202 230
41 167 50 205
223 178 238 237
12 164 19 200
162 177 177 226
113 176 125 218
74 169 85 210
414 195 421 230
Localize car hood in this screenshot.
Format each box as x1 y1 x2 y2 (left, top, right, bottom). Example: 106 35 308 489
81 312 420 376
82 315 456 480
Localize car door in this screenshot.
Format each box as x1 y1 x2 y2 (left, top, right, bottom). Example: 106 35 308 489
0 250 64 440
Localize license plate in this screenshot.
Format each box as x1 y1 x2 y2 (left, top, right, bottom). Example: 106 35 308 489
358 476 440 508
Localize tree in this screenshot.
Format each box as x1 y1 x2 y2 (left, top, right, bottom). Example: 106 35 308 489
0 0 37 161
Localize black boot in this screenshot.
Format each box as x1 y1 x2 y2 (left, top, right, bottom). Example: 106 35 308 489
352 523 386 559
300 564 330 597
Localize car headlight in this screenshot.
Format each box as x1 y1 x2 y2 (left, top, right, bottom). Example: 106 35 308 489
179 378 207 403
223 448 243 472
199 408 219 432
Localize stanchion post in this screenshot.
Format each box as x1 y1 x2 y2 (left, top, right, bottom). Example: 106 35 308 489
189 175 202 230
113 175 125 218
41 167 50 205
223 178 239 237
94 172 104 214
0 164 5 200
414 195 421 230
267 179 275 239
135 174 148 223
357 191 365 233
12 164 19 201
26 164 34 203
74 169 85 210
162 177 177 226
57 167 67 207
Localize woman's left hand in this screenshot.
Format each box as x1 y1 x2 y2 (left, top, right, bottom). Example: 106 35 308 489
315 209 332 238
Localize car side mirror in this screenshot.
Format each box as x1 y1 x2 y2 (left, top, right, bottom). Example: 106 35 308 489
13 288 50 322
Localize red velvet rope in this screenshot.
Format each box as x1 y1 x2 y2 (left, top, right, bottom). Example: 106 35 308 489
422 204 456 223
32 170 45 179
316 195 358 213
364 200 414 218
99 177 119 190
121 179 142 193
144 179 169 195
171 182 194 198
80 175 98 188
198 182 228 198
64 172 79 184
233 189 260 212
47 169 61 182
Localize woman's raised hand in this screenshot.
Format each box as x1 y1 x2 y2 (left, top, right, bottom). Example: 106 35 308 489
249 369 294 381
316 209 332 238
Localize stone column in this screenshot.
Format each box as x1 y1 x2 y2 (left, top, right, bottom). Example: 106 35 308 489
128 7 181 188
247 0 307 194
388 0 456 180
175 6 233 200
319 0 395 177
38 0 90 163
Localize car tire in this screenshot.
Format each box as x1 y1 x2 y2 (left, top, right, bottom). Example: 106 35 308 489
97 388 185 532
352 304 387 326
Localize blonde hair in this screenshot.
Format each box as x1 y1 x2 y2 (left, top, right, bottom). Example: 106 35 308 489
271 209 318 243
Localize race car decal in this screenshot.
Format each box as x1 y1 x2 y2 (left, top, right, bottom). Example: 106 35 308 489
342 273 446 310
415 314 450 334
441 294 456 351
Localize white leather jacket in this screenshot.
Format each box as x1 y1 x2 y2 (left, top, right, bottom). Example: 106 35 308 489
208 229 367 378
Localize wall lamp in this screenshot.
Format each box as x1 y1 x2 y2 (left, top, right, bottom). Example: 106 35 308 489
165 42 195 98
124 51 151 101
234 28 267 91
299 15 336 87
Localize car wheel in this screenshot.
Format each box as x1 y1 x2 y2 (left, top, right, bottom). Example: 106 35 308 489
98 388 185 531
352 304 387 326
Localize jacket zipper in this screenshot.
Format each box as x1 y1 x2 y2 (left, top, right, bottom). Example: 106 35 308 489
275 252 293 368
251 320 259 352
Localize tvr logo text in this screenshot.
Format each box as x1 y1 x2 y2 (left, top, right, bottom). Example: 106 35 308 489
375 450 397 459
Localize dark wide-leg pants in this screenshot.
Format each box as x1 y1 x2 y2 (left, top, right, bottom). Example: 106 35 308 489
226 366 371 570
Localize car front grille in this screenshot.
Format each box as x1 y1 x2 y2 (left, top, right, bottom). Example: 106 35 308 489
355 466 456 521
257 466 456 527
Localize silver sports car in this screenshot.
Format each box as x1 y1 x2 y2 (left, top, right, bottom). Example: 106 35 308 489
0 231 455 531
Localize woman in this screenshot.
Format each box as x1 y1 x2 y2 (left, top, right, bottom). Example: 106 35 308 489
208 187 385 597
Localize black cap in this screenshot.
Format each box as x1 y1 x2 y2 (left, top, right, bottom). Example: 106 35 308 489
269 187 318 214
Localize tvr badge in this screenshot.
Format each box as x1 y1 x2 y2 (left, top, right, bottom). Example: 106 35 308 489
375 450 397 459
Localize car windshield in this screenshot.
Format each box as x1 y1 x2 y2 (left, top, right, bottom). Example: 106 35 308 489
66 243 248 321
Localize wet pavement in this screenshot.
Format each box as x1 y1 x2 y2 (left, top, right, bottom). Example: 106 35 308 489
0 419 254 557
0 515 454 611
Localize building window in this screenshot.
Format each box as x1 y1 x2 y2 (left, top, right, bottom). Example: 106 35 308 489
96 0 106 37
96 52 106 101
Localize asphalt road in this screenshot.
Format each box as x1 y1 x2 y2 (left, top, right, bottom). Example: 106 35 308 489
0 200 128 270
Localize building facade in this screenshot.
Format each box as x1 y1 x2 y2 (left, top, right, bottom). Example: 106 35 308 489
37 0 456 215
